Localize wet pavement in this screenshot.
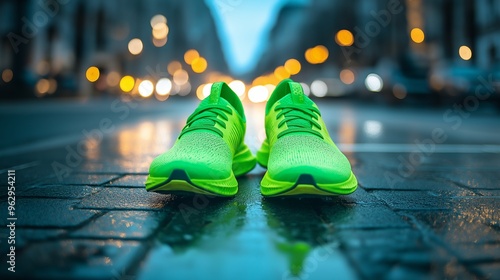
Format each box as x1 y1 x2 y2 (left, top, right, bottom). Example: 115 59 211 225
0 97 499 279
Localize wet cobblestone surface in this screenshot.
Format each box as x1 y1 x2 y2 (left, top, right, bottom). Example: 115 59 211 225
0 98 499 279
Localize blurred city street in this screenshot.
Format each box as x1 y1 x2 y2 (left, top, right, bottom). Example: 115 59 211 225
1 0 500 279
1 97 499 279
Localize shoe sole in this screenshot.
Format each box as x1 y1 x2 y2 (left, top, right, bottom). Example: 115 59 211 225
260 172 357 197
146 146 256 197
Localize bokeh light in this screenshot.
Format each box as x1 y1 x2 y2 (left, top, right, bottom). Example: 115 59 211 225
138 80 154 97
128 38 143 55
152 23 169 39
248 85 269 103
36 79 50 95
153 37 167 47
120 75 135 92
311 80 328 97
284 59 301 75
274 66 290 80
150 14 167 28
340 69 355 85
191 57 208 73
393 84 407 99
305 45 329 64
173 69 189 85
2 69 13 83
229 80 246 97
459 45 472 60
86 66 100 82
335 29 354 46
410 28 425 43
167 61 182 75
48 79 57 94
365 73 383 92
106 71 120 87
156 78 172 96
184 49 200 65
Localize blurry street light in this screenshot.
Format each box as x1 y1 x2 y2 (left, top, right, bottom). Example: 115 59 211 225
150 14 167 28
311 80 328 97
335 30 354 46
410 28 425 44
340 69 355 85
36 79 50 95
138 80 154 97
2 69 13 83
184 49 200 65
152 23 169 39
120 75 135 92
106 71 120 87
153 37 167 47
228 80 246 97
191 57 208 73
284 59 301 75
365 74 383 92
86 66 100 82
305 45 329 64
128 38 143 55
248 85 269 103
156 78 172 96
274 66 290 80
459 46 472 60
167 61 182 75
173 69 189 85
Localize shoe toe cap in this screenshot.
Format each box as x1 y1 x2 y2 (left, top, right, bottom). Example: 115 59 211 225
267 136 352 184
149 132 233 180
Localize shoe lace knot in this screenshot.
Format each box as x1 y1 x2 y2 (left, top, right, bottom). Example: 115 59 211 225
179 105 233 138
275 104 323 139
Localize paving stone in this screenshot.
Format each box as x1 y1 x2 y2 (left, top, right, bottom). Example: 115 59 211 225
107 175 147 188
451 197 500 228
475 189 500 196
336 228 426 249
71 211 168 239
0 239 145 280
406 211 500 244
40 174 120 186
454 243 500 264
442 170 500 189
0 162 55 189
472 263 500 279
372 190 476 211
359 175 464 191
345 244 468 279
76 187 175 210
77 160 151 174
19 185 100 198
319 203 410 229
0 199 99 227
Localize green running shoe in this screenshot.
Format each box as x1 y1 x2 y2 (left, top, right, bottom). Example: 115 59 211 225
257 79 357 197
146 82 256 197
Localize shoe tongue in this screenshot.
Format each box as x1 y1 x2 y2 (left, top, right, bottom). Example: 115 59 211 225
194 96 231 128
276 92 314 132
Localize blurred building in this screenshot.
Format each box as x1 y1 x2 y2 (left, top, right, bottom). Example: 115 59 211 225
0 0 227 98
251 0 498 101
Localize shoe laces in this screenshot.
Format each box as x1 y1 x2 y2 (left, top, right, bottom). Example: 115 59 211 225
179 105 233 138
275 104 323 139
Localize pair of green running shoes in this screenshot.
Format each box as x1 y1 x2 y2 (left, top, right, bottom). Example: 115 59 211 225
145 79 357 197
